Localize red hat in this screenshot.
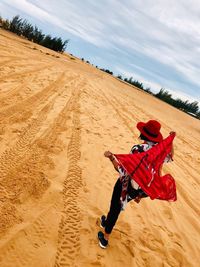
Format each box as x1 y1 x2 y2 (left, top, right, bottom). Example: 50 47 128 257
137 120 163 143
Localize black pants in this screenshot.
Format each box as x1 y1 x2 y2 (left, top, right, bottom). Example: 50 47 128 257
105 178 147 234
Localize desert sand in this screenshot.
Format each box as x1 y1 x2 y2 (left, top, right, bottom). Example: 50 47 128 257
0 29 199 267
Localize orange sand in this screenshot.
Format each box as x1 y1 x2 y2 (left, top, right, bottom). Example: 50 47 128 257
0 29 199 267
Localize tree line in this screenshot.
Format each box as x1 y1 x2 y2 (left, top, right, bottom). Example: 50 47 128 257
155 88 200 117
0 15 69 52
118 76 200 119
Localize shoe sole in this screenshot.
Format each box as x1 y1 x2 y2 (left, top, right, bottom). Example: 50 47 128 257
100 216 106 229
97 232 108 249
98 241 107 249
100 222 104 229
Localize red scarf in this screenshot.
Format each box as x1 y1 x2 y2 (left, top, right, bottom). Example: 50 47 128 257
115 133 177 201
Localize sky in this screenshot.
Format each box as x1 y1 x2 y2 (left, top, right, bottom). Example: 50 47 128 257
1 0 200 103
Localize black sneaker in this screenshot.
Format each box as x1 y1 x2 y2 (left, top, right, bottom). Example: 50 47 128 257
100 215 106 228
98 231 108 249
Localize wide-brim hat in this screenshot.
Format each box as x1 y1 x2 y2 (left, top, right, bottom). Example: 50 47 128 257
137 120 163 143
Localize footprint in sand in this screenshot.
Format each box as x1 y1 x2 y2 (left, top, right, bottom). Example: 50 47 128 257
163 207 173 220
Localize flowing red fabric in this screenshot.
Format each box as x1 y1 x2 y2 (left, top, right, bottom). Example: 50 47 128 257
114 133 177 201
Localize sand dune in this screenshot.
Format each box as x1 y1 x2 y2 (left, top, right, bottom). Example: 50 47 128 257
0 29 199 267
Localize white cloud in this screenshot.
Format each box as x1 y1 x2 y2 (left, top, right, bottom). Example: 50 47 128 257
2 0 107 46
168 89 199 103
3 0 62 26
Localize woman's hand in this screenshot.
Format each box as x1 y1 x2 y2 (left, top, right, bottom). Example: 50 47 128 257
104 151 113 159
134 196 141 204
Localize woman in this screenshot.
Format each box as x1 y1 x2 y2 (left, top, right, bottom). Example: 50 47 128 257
98 119 173 249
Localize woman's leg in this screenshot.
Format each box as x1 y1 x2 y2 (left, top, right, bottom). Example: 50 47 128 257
105 178 122 235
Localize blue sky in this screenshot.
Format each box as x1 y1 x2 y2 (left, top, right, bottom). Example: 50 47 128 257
1 0 200 103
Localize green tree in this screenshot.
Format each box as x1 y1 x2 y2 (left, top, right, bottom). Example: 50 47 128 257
40 34 52 48
32 26 44 43
187 101 199 114
1 14 69 52
10 15 22 35
1 18 10 30
21 20 34 40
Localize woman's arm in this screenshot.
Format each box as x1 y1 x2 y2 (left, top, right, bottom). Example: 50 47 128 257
104 151 119 171
160 131 175 175
170 131 175 159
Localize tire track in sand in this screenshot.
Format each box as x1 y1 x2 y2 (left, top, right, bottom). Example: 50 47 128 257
0 74 80 194
0 78 84 267
87 79 138 133
0 66 56 107
98 87 134 133
0 72 68 180
0 202 61 267
0 57 24 67
54 83 83 267
0 71 65 118
0 103 52 182
0 63 51 80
